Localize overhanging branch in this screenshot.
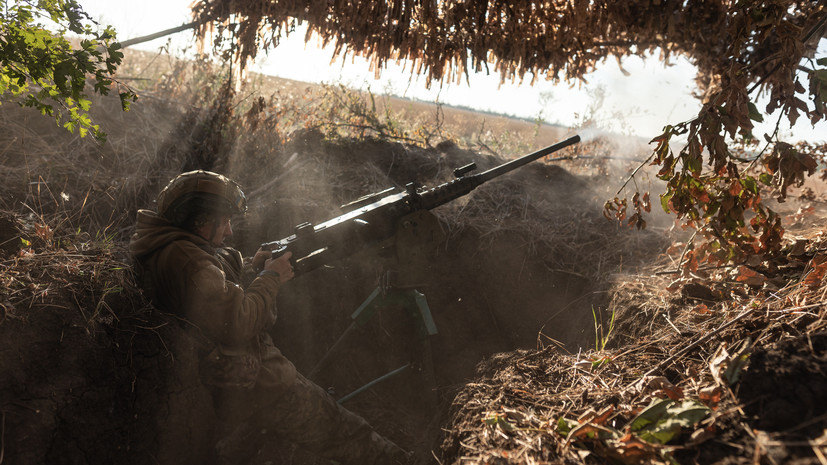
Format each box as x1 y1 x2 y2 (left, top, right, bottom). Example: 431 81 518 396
118 21 199 49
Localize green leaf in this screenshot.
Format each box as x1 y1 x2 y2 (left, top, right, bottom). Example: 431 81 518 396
741 176 759 195
815 70 827 100
686 153 702 175
704 201 720 218
630 399 711 445
660 192 673 213
759 173 773 185
484 414 516 432
747 102 764 122
0 0 134 142
557 417 578 436
119 91 137 112
591 357 611 369
630 398 673 432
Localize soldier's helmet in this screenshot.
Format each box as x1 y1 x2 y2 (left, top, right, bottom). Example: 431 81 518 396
157 170 247 225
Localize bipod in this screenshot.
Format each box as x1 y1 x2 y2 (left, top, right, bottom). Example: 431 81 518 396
307 271 438 405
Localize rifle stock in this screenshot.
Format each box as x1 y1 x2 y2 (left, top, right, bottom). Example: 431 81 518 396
262 135 581 276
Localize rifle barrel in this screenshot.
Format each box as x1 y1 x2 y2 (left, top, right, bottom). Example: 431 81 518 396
416 134 580 211
478 135 581 182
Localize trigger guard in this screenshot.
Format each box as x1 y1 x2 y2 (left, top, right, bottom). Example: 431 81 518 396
270 246 288 259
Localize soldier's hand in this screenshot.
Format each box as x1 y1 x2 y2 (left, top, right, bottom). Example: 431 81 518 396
251 249 271 272
264 251 294 284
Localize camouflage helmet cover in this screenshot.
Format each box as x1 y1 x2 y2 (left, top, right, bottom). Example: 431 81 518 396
156 170 247 221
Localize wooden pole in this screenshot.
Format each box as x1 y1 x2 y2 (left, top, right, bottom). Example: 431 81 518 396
118 21 200 48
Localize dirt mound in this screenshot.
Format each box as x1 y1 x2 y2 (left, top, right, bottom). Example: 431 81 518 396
0 214 150 463
438 230 827 464
0 210 244 464
739 333 827 434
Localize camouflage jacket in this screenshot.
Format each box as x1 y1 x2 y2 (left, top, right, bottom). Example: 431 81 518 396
129 209 297 390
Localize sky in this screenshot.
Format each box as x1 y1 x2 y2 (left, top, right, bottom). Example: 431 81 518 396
78 0 825 142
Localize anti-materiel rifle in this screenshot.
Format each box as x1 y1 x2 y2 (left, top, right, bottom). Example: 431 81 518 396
261 135 581 276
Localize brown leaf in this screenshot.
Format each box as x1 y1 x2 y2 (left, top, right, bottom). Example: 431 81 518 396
802 254 827 290
687 426 717 445
570 424 604 440
637 376 684 400
693 303 713 314
666 242 685 256
642 192 651 213
734 266 767 286
35 223 53 242
699 386 722 409
593 405 615 426
602 432 662 464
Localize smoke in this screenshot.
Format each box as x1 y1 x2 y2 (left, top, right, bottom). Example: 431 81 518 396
576 127 610 143
569 124 652 163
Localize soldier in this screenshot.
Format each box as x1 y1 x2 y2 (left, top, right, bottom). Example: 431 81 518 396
129 170 410 464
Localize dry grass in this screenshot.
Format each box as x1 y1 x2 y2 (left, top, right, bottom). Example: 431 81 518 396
0 208 146 326
439 228 827 464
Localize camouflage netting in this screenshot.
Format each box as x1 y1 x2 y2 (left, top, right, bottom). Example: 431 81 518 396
190 1 825 120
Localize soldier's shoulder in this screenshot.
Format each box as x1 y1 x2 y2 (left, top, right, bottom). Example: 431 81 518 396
160 238 215 268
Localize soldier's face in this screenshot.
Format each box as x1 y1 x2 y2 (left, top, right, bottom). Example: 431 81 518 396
196 215 233 247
